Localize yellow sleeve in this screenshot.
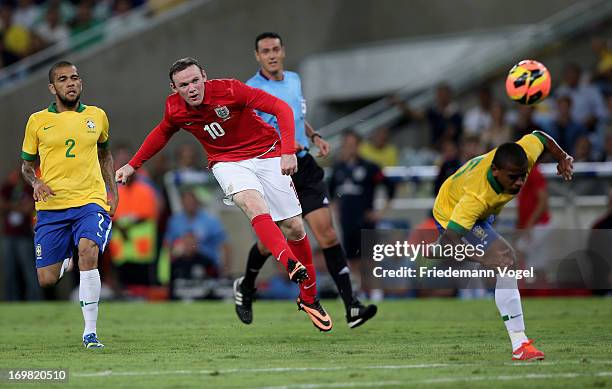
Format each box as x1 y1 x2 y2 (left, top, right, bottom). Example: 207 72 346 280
447 192 488 235
21 115 38 161
516 132 546 168
97 109 110 149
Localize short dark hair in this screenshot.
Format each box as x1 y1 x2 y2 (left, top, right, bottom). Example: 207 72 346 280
493 142 528 169
169 57 203 83
342 128 362 143
48 60 76 83
255 32 283 51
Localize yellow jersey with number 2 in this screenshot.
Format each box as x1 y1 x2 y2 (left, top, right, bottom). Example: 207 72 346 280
21 102 110 211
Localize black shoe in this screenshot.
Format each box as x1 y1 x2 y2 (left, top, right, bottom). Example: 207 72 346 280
233 276 255 324
346 301 378 329
287 259 309 284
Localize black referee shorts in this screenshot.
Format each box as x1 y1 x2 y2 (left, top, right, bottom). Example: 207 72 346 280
292 152 329 217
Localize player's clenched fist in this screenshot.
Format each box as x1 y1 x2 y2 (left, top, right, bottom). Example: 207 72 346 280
115 164 135 184
280 153 298 175
557 155 574 181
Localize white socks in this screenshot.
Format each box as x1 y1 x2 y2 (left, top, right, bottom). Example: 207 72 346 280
79 269 101 338
495 275 528 351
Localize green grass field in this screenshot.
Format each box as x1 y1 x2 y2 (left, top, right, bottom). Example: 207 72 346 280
0 297 611 388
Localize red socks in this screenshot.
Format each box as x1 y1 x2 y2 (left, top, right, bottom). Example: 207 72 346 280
288 234 317 304
251 214 293 269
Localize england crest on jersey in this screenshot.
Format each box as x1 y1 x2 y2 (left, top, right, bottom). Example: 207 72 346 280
214 106 230 120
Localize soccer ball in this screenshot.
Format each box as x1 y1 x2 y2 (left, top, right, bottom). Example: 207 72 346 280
505 60 551 105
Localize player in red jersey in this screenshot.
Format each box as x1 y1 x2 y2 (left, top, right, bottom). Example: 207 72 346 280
115 58 332 331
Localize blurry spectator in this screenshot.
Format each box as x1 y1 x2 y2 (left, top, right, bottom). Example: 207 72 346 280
105 0 146 38
69 0 104 50
328 130 396 295
164 143 211 213
542 95 586 155
433 139 461 196
463 85 492 137
163 191 231 278
599 131 612 162
359 126 399 167
0 167 41 301
556 62 608 133
512 105 546 139
1 32 22 68
480 101 512 149
34 5 69 49
1 4 32 63
573 134 595 162
13 0 39 29
169 232 221 300
459 134 485 162
391 82 463 149
590 36 612 97
109 144 159 289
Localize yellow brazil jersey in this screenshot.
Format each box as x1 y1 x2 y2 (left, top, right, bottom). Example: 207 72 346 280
433 132 546 234
21 102 110 211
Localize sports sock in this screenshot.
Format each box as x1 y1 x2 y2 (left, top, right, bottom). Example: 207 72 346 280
242 243 270 290
288 235 316 304
322 244 354 309
250 214 295 271
495 275 528 351
80 269 101 337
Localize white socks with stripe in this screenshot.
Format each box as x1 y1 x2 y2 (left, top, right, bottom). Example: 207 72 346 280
80 269 101 338
495 275 528 351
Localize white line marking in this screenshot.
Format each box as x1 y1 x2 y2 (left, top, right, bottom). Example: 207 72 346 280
72 361 612 379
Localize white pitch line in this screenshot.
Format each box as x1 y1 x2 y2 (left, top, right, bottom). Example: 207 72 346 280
72 360 612 379
254 372 612 389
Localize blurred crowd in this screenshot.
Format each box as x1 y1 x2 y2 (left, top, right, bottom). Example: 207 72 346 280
0 0 186 75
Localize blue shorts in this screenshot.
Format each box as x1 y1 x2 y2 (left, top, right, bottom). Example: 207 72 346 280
435 215 499 251
34 203 112 268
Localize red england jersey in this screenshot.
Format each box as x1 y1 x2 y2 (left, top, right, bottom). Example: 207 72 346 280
129 79 296 169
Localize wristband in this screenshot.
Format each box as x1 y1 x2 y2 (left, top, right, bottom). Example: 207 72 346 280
310 132 322 142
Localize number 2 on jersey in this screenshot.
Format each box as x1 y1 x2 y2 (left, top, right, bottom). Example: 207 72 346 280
204 122 225 139
65 138 76 158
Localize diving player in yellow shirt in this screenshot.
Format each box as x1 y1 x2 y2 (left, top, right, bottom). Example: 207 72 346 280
21 61 118 349
433 131 573 361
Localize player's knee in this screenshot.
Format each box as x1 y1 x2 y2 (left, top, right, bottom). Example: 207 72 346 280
78 243 99 270
37 272 58 288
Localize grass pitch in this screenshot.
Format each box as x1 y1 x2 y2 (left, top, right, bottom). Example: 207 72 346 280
0 297 611 388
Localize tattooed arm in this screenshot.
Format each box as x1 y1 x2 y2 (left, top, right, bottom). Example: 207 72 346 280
98 147 119 217
21 160 55 202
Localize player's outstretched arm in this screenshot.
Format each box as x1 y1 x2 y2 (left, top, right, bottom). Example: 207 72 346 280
533 130 574 181
98 147 119 216
21 160 54 202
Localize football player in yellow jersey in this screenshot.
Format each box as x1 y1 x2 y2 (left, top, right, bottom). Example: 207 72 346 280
433 130 573 361
20 61 118 349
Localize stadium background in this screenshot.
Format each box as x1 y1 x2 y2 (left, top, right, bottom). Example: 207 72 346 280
0 0 610 300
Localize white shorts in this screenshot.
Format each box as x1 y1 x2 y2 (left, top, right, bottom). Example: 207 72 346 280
212 157 302 222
